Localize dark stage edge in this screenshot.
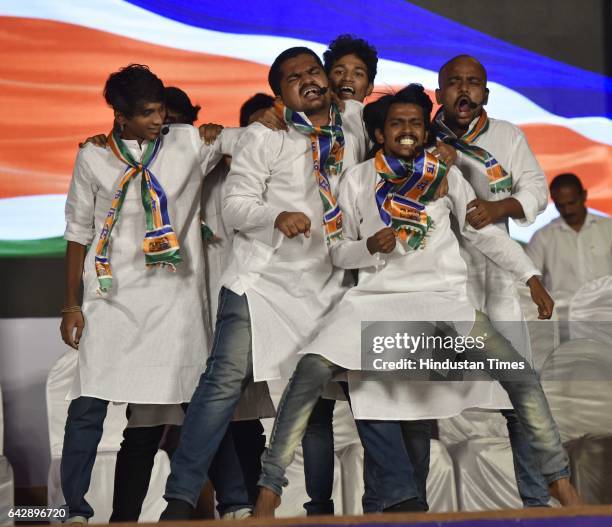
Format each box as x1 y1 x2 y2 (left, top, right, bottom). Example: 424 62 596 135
74 505 612 527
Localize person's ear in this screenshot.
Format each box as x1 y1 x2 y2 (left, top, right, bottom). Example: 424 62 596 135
483 87 489 106
374 127 385 145
582 189 588 203
366 82 374 98
114 110 127 131
435 88 442 105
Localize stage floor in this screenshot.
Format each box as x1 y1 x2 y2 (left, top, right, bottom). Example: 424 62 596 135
94 505 612 527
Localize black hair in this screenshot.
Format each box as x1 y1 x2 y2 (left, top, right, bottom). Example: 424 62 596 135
165 86 200 124
104 64 165 117
323 34 378 83
550 173 584 193
268 47 324 96
363 84 434 147
239 93 276 127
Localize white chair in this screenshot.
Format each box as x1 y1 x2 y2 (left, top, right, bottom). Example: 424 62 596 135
564 434 612 505
540 339 612 504
540 339 612 443
46 351 170 523
0 384 15 526
569 275 612 345
438 409 523 511
448 437 522 511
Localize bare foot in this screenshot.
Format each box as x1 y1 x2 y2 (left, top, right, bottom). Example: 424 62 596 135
549 477 585 506
254 487 281 518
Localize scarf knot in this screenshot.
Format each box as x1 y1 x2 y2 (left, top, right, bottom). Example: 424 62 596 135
375 149 446 250
94 130 182 294
434 109 512 194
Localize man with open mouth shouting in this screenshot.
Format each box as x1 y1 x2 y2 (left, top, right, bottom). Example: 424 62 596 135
254 84 580 518
431 55 580 507
159 46 371 520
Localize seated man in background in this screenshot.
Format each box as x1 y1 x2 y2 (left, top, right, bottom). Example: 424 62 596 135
526 173 612 309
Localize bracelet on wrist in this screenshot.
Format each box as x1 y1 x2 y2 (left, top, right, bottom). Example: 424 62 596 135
61 305 82 314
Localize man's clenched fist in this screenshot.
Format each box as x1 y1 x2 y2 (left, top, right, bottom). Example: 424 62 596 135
367 227 396 255
274 211 311 239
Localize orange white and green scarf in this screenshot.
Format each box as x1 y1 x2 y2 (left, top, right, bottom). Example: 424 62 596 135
375 149 447 250
434 109 512 194
95 130 181 294
277 101 344 245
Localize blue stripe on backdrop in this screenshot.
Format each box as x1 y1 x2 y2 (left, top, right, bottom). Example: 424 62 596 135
124 0 612 119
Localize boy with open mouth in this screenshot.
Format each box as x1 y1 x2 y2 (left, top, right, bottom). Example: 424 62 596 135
254 84 580 517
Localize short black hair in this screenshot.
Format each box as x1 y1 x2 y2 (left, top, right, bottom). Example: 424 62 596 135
104 64 165 117
239 93 276 127
323 34 378 83
165 86 200 124
550 173 584 193
363 84 434 145
268 47 324 96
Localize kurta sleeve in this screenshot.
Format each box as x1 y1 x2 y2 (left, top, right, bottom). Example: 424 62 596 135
196 127 244 177
525 229 547 275
508 128 548 226
448 166 539 283
330 166 382 269
222 124 285 247
64 148 97 246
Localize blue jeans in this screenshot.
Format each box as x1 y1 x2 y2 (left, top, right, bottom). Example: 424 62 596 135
503 409 551 507
301 397 335 515
258 354 424 510
465 311 570 485
164 288 255 507
62 380 250 517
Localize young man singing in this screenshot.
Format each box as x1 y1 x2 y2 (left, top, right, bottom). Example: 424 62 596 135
254 84 581 517
432 55 567 507
159 46 370 520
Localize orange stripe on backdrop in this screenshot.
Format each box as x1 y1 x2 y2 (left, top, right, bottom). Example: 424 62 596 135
0 17 270 197
1 16 611 217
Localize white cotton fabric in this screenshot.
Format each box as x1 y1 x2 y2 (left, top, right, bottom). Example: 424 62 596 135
526 213 612 310
447 116 548 409
299 161 538 420
568 275 612 344
540 338 612 443
64 125 240 404
220 100 368 382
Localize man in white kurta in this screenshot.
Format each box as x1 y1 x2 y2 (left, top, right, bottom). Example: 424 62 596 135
160 47 369 520
526 173 612 310
60 65 245 524
255 86 580 516
431 55 551 507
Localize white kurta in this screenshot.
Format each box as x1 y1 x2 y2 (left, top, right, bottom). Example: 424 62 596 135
200 159 276 421
441 116 548 408
64 124 238 404
201 160 233 329
299 159 538 420
526 213 612 308
221 100 368 382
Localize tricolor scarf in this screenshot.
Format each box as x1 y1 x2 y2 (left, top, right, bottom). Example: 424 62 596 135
434 109 512 194
95 130 182 293
276 101 344 245
375 149 447 250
